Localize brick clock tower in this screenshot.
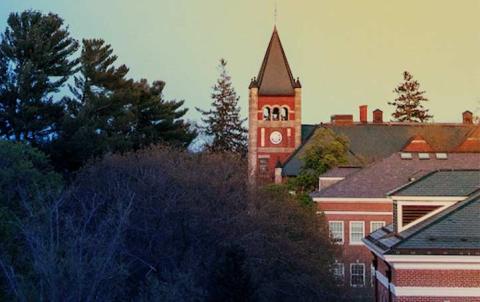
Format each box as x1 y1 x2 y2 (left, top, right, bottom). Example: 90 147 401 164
248 27 302 182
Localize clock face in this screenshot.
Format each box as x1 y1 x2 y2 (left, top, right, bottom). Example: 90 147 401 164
270 131 283 145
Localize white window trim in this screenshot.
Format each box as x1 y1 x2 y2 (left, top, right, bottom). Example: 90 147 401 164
370 221 386 233
333 262 345 281
328 221 344 244
349 221 365 245
350 263 365 287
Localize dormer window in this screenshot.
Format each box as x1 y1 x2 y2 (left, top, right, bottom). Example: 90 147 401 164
436 153 448 160
418 153 430 160
400 152 412 159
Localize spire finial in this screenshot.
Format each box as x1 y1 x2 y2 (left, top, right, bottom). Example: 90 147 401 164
274 0 278 27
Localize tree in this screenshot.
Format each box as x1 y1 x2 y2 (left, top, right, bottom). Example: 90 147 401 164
290 128 349 194
51 39 195 171
0 141 62 301
0 11 79 143
389 71 433 122
197 59 247 155
1 147 341 301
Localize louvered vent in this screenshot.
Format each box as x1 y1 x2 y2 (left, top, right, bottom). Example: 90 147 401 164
402 205 442 225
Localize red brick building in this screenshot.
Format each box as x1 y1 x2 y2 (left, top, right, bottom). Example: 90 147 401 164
363 170 480 302
247 27 478 183
311 152 480 298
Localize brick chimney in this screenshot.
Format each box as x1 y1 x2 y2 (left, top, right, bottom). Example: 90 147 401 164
373 109 383 123
463 110 473 124
359 105 368 123
331 114 353 126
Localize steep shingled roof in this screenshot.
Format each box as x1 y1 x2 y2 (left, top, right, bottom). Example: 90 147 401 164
311 153 480 198
256 27 297 96
364 190 480 255
283 123 475 177
390 170 480 197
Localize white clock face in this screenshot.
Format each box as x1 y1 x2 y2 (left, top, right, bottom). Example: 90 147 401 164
270 131 283 145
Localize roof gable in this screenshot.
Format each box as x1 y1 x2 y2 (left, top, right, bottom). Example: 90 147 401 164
402 135 434 152
454 126 480 152
257 27 296 96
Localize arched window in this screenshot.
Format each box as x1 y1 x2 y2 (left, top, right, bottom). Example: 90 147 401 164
263 107 271 121
272 107 280 121
281 107 289 121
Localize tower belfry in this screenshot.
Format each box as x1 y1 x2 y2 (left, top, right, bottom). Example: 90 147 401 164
248 27 302 182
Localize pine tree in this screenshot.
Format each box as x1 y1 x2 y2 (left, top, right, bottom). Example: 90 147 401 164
197 59 247 155
0 11 79 143
388 71 433 122
51 39 195 171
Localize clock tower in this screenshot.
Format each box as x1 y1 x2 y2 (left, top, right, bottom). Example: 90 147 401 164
248 27 302 182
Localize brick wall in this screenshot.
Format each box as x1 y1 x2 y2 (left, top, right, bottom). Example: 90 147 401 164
394 269 480 287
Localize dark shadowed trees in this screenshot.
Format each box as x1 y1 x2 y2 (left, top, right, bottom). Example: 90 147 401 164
0 147 342 301
0 11 79 143
50 39 196 171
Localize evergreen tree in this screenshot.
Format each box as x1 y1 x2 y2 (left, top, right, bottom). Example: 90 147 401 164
51 39 195 171
389 71 433 122
0 11 79 143
197 59 247 155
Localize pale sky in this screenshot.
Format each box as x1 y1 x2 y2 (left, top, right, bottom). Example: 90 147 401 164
1 0 479 124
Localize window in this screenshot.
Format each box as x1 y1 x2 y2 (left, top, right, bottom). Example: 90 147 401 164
400 152 412 159
280 107 289 121
350 263 365 287
370 221 385 233
418 153 430 160
263 107 271 121
328 221 344 244
349 221 365 245
258 158 269 175
436 153 448 160
272 107 280 121
333 262 344 283
370 264 376 287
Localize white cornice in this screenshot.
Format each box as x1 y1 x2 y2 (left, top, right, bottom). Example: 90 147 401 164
313 198 392 203
320 211 392 216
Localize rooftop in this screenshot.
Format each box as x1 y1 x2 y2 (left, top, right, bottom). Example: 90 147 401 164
390 170 480 197
311 153 480 199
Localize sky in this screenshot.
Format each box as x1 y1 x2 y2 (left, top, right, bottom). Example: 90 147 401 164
1 0 479 124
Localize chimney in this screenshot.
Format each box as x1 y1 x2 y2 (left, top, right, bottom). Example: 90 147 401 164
359 105 368 123
330 114 353 126
373 109 383 123
463 110 473 124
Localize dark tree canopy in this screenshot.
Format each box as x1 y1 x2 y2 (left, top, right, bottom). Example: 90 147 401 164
388 71 433 123
50 39 195 171
197 59 247 155
0 11 79 143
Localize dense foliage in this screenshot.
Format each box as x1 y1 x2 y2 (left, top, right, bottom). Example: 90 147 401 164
289 128 349 193
197 59 247 155
0 11 195 172
0 147 341 301
388 71 433 122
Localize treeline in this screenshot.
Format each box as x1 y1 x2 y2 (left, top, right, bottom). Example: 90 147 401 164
0 11 195 172
0 10 344 302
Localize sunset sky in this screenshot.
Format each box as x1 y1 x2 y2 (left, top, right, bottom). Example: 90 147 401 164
1 0 479 124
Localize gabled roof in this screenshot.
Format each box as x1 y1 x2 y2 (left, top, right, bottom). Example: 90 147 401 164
311 153 480 198
401 135 434 152
364 192 480 255
283 123 475 177
454 126 480 152
256 27 297 96
390 170 480 197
